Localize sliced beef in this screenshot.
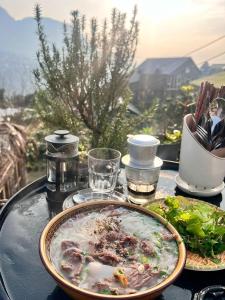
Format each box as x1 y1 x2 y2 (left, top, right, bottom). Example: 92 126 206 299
63 247 82 257
89 232 138 262
89 231 121 256
92 281 111 293
140 240 155 256
61 248 84 277
93 281 137 295
120 235 138 249
95 250 122 266
128 255 138 261
88 240 103 256
128 272 154 289
85 255 95 263
71 276 80 285
118 247 129 257
60 260 74 273
104 231 121 242
125 264 158 289
61 240 80 251
89 240 121 266
70 253 83 275
88 241 97 255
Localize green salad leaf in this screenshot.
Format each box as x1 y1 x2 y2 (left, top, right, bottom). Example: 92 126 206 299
147 196 225 259
99 289 112 295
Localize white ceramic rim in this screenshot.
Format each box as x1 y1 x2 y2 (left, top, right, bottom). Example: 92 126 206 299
185 114 225 161
175 174 225 197
122 154 163 170
128 135 160 147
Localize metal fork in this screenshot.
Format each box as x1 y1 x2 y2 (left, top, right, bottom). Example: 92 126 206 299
196 125 209 145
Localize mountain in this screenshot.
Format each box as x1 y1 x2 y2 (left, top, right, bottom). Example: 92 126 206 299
0 6 64 95
0 50 35 95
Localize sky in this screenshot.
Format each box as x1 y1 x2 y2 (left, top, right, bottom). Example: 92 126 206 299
1 0 225 65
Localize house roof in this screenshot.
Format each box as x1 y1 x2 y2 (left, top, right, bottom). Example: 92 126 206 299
130 57 196 83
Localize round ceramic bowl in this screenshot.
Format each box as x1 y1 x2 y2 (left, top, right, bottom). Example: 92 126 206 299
40 201 186 300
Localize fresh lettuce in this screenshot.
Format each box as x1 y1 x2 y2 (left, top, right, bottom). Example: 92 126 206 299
147 196 225 259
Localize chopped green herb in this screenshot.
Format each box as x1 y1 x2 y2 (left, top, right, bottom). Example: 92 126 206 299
99 289 112 295
211 257 221 264
160 270 168 277
155 240 162 248
140 254 150 264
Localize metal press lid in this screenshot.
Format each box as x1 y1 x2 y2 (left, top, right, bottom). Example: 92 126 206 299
45 130 79 145
128 134 160 147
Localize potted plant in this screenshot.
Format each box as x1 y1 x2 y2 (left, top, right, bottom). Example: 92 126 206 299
156 130 181 161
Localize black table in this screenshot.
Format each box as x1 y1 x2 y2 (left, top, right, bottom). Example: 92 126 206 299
0 161 225 300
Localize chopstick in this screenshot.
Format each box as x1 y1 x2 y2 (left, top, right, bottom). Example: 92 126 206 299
194 83 225 126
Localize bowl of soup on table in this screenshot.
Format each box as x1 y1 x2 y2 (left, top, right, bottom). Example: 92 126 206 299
40 201 186 300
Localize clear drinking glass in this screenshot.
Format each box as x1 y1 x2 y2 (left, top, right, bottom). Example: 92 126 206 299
88 148 121 193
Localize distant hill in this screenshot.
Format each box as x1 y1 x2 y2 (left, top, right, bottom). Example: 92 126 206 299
0 6 64 95
192 71 225 88
0 50 35 95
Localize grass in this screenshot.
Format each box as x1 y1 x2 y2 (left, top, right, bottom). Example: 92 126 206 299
192 71 225 88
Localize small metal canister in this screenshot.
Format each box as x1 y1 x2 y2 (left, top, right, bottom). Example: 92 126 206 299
122 134 163 205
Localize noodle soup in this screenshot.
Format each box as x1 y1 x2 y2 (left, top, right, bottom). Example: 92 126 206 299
50 205 178 296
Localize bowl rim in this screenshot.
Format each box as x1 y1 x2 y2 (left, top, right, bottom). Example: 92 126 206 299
40 200 186 299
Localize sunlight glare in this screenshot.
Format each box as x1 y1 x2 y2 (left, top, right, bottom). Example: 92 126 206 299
112 0 191 25
143 0 190 24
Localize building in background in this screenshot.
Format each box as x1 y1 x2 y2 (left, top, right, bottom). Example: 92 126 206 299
130 57 201 108
200 61 225 76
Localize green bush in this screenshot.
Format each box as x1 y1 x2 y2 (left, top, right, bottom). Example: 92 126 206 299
34 5 145 153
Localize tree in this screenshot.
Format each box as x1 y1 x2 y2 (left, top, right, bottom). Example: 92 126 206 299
152 85 196 134
0 89 5 107
34 5 140 150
